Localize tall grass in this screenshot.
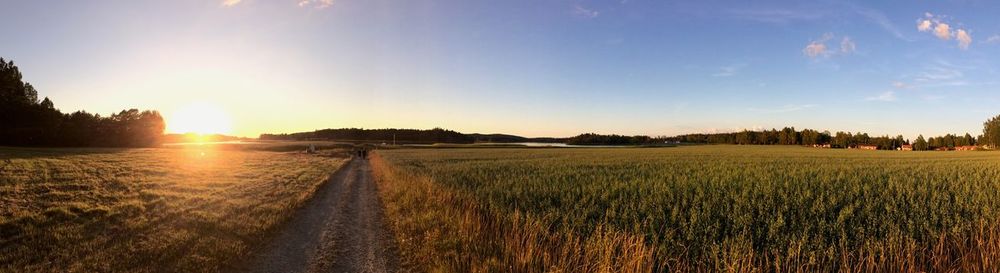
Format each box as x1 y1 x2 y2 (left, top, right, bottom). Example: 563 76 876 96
373 146 1000 272
0 146 345 273
371 154 655 272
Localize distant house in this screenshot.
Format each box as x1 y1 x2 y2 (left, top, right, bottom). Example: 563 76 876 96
900 144 913 151
934 147 951 151
955 145 978 151
858 144 878 150
812 144 832 148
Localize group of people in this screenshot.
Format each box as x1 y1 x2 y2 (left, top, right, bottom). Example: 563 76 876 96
353 147 369 159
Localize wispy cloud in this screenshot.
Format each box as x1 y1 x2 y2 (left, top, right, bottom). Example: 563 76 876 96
728 3 906 41
803 42 829 58
915 62 964 83
922 95 946 101
725 9 823 24
848 4 907 40
572 5 600 19
896 60 980 89
917 12 973 49
840 37 856 54
712 63 747 77
803 33 833 58
865 90 897 102
957 29 972 49
298 0 334 9
985 35 1000 44
748 104 818 113
225 0 334 9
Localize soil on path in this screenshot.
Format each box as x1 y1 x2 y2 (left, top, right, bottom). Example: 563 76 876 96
238 158 400 273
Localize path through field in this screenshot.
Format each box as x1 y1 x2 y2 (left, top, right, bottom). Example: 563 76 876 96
240 158 400 273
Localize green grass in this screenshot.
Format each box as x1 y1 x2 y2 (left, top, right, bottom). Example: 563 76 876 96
373 145 1000 272
0 146 346 273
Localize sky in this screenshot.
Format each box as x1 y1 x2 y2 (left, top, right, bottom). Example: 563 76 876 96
2 0 1000 139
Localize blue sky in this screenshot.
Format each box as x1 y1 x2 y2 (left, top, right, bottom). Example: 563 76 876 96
2 0 999 138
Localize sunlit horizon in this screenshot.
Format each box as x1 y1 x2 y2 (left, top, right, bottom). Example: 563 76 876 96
4 1 1000 140
165 102 233 135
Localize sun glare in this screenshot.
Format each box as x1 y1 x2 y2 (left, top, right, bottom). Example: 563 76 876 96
166 102 233 135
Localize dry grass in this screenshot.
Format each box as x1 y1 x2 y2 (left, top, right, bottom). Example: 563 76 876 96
371 153 656 273
373 146 1000 272
0 145 346 273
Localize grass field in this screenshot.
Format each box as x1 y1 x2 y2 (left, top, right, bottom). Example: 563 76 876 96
0 145 346 273
372 145 1000 272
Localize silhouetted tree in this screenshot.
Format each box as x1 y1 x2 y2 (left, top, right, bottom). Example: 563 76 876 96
0 58 164 147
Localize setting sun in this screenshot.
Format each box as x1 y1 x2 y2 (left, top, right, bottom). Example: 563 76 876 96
166 102 233 135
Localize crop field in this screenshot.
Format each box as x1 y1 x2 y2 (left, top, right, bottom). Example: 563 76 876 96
372 146 1000 272
0 145 346 273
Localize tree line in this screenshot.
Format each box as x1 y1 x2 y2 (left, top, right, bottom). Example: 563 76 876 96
260 128 474 144
667 128 910 150
565 133 653 145
0 58 164 147
909 133 978 151
268 118 1000 148
983 115 1000 149
667 122 1000 151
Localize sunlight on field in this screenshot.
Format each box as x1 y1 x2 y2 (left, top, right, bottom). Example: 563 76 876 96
0 146 345 273
374 146 1000 272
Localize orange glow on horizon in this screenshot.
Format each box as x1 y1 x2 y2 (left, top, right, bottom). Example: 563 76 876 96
165 102 233 135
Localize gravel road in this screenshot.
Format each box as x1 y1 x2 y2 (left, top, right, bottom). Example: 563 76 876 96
239 158 400 273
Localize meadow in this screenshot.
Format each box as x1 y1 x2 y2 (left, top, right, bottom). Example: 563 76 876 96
372 146 1000 272
0 145 346 273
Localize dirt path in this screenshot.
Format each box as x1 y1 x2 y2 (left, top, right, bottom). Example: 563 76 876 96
239 158 400 273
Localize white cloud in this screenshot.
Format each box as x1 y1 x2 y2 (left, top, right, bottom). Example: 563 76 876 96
803 42 828 58
934 22 952 40
298 0 333 9
572 5 600 18
222 0 242 7
803 33 854 59
840 37 856 54
917 20 932 31
956 29 972 49
865 90 897 102
918 13 973 49
892 81 909 89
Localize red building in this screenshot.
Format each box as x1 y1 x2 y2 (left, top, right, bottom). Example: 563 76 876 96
900 144 913 151
955 146 978 151
858 144 878 150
